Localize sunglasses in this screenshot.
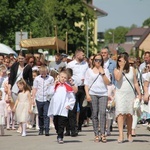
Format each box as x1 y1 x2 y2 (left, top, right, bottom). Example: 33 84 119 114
29 61 34 64
118 60 122 62
94 59 102 62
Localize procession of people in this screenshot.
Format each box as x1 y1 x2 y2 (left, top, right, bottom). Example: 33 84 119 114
0 48 150 144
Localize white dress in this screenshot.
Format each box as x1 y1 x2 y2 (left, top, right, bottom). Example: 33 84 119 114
0 100 6 125
115 67 135 116
16 91 30 123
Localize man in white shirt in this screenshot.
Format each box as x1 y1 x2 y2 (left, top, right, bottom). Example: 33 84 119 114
67 49 88 133
139 51 150 73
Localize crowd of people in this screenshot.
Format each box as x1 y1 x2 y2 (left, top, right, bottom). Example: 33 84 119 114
0 48 149 144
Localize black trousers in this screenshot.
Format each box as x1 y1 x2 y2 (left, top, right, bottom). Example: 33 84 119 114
66 103 77 134
36 100 50 133
76 86 86 130
53 115 68 139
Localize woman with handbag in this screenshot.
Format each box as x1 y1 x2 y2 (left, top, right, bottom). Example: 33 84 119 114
84 54 110 143
114 53 141 143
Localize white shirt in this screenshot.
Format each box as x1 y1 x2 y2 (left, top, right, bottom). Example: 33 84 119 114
67 60 89 86
33 75 54 102
139 62 146 72
47 84 75 117
104 59 109 69
84 68 110 96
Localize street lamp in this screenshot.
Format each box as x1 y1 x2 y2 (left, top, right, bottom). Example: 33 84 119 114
86 20 89 58
108 31 114 51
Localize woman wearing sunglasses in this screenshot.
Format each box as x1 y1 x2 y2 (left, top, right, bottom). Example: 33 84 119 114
84 54 110 143
114 53 141 143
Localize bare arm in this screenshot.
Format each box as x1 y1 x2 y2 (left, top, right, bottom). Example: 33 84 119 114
114 68 123 81
84 85 91 102
133 68 141 99
27 91 32 113
99 66 110 85
32 88 37 104
143 81 149 102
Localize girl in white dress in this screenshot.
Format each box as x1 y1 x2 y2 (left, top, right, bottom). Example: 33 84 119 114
13 79 32 137
114 53 141 143
0 90 6 136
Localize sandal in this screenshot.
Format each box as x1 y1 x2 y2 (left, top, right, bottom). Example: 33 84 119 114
101 135 107 143
94 136 100 142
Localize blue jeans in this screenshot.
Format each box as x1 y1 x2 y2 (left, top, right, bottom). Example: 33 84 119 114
36 100 50 133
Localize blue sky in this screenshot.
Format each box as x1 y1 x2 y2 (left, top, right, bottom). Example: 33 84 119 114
93 0 150 32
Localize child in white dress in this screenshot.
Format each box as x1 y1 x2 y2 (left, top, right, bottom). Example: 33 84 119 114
13 79 32 137
0 90 6 136
48 70 76 144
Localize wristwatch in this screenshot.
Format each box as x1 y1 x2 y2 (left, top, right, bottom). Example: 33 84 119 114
101 73 105 76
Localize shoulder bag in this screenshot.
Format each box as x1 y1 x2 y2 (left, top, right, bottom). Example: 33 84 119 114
82 73 100 107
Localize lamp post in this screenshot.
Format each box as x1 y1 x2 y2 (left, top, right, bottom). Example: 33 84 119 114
86 20 89 58
108 31 114 51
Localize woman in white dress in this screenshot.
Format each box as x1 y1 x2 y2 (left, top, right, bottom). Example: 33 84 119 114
114 53 141 143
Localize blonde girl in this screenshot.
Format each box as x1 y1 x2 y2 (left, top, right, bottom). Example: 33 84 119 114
13 79 32 137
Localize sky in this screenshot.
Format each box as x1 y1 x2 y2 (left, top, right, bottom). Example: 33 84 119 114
93 0 150 32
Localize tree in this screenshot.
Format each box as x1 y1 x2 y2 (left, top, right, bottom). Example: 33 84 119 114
0 0 95 54
0 0 42 48
143 17 150 27
104 26 129 45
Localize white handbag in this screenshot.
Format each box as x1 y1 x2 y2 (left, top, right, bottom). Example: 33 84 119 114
133 98 140 110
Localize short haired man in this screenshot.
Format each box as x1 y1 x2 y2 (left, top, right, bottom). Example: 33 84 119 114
49 53 66 71
139 51 150 73
67 48 89 134
100 47 116 85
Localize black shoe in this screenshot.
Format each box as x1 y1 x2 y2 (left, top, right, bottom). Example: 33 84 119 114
45 133 50 136
71 132 78 137
64 132 70 136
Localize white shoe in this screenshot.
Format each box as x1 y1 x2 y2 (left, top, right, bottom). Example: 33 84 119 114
36 126 40 130
22 133 26 137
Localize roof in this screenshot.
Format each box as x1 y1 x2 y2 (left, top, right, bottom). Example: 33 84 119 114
126 27 148 36
134 27 150 48
83 1 108 17
108 43 134 54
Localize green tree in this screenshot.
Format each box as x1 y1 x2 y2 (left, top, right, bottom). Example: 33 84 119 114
104 26 129 45
143 17 150 27
0 0 42 48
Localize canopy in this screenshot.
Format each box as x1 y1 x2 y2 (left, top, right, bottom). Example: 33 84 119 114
20 37 66 50
0 43 18 56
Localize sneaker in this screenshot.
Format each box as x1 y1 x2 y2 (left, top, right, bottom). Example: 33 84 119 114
22 133 26 137
57 138 64 144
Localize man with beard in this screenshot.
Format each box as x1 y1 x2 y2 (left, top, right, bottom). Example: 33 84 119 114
66 49 89 136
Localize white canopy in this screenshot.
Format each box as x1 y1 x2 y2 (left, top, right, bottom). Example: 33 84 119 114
0 43 17 56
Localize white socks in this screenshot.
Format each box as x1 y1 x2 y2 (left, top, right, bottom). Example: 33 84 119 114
22 123 26 137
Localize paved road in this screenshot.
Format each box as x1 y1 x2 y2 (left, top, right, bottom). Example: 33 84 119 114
0 123 149 150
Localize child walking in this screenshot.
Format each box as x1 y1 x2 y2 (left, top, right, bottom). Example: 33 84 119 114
32 65 54 136
0 90 6 136
13 79 32 137
48 70 76 144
